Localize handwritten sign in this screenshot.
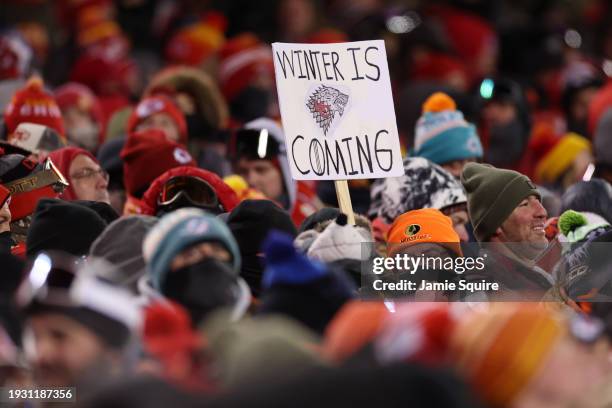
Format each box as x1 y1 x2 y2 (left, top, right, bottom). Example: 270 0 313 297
272 40 404 180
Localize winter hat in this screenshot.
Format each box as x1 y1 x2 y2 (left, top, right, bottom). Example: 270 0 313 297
375 303 458 366
73 200 118 224
555 210 612 301
558 210 610 244
165 12 226 66
143 208 240 291
375 157 466 224
461 162 540 242
307 213 373 263
120 129 195 197
298 207 341 234
8 122 66 158
218 33 274 102
227 199 297 255
226 199 296 296
450 304 565 407
323 300 389 362
241 118 297 209
127 95 188 145
0 33 33 81
142 301 201 366
561 179 612 224
4 77 65 137
534 133 591 184
413 92 482 165
48 146 100 201
258 231 355 334
204 314 323 388
387 208 462 257
26 198 107 257
594 108 612 167
90 215 158 291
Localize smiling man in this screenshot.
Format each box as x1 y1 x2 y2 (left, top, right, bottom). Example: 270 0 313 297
461 162 553 298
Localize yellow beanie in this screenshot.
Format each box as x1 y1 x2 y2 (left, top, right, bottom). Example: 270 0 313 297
535 133 591 183
450 304 564 407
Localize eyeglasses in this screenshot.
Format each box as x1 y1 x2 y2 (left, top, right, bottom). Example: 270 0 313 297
158 176 222 214
70 167 109 181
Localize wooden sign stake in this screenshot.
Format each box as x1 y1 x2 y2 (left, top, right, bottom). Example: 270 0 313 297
334 179 355 225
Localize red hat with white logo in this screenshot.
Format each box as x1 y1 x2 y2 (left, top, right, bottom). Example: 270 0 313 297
120 129 195 198
126 95 188 145
4 76 65 138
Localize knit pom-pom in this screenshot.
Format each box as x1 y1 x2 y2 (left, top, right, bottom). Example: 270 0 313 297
25 76 44 91
558 210 587 236
422 92 456 113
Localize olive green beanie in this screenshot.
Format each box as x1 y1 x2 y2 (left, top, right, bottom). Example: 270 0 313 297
461 163 540 242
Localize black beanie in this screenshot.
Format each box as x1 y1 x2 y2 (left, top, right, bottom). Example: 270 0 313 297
227 200 297 254
227 200 297 297
26 198 108 257
298 207 341 233
74 200 120 225
561 179 612 224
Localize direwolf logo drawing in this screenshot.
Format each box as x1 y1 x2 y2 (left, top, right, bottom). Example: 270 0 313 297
306 85 349 136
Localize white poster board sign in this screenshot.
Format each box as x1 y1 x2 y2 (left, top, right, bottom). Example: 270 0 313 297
272 40 404 180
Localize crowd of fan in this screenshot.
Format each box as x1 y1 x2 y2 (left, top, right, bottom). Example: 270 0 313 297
1 0 612 407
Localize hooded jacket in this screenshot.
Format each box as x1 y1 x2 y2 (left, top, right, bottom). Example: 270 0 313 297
244 118 321 226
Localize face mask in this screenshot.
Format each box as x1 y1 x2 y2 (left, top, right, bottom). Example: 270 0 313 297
67 123 100 152
230 87 271 123
162 258 240 325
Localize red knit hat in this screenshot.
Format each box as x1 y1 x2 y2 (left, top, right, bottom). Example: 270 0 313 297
4 77 65 137
120 129 196 197
165 12 226 66
48 146 100 201
218 33 275 102
143 301 201 362
127 95 188 145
